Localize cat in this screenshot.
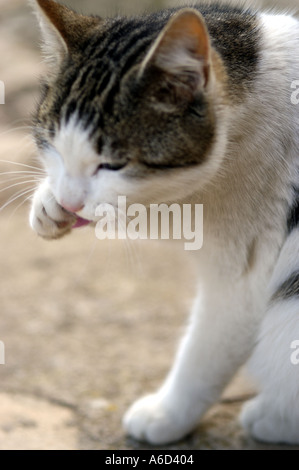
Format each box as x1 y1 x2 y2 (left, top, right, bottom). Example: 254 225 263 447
29 0 299 445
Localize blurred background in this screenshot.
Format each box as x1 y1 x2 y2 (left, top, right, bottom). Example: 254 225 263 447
0 0 298 450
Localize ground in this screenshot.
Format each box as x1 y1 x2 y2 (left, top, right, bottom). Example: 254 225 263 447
0 0 298 451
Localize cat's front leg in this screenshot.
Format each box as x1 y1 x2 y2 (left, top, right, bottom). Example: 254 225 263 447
30 179 76 240
124 284 262 445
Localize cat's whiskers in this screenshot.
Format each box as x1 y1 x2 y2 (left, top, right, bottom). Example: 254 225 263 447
0 160 44 172
8 193 36 223
0 177 43 189
0 172 45 186
45 194 55 205
0 186 37 213
117 208 144 277
0 161 45 214
0 126 34 138
0 170 45 177
3 118 32 127
0 179 43 194
0 124 55 139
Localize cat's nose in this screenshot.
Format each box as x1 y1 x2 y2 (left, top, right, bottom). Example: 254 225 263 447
60 200 85 214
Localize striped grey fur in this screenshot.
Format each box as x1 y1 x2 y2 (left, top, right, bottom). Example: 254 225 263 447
287 186 299 233
272 271 299 302
33 2 260 172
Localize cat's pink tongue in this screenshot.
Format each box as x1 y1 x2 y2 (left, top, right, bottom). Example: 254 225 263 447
72 217 91 229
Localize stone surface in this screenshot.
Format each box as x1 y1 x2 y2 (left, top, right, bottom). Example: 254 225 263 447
0 393 77 450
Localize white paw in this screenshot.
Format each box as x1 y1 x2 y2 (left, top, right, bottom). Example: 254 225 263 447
30 181 76 240
240 397 299 445
123 393 195 445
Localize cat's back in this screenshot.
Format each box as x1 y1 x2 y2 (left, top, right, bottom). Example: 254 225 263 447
193 4 299 99
104 4 299 99
52 4 299 109
193 3 261 94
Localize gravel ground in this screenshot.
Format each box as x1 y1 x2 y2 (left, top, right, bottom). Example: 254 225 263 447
0 0 298 450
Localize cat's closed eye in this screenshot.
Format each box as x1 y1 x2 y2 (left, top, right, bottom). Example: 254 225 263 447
95 136 127 173
95 161 128 173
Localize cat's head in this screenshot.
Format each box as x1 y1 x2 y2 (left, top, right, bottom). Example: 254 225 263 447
32 0 228 221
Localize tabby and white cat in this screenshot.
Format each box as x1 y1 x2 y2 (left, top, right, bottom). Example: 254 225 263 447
29 0 299 445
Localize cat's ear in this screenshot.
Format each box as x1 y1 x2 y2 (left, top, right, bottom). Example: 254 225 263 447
31 0 100 66
140 9 211 97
